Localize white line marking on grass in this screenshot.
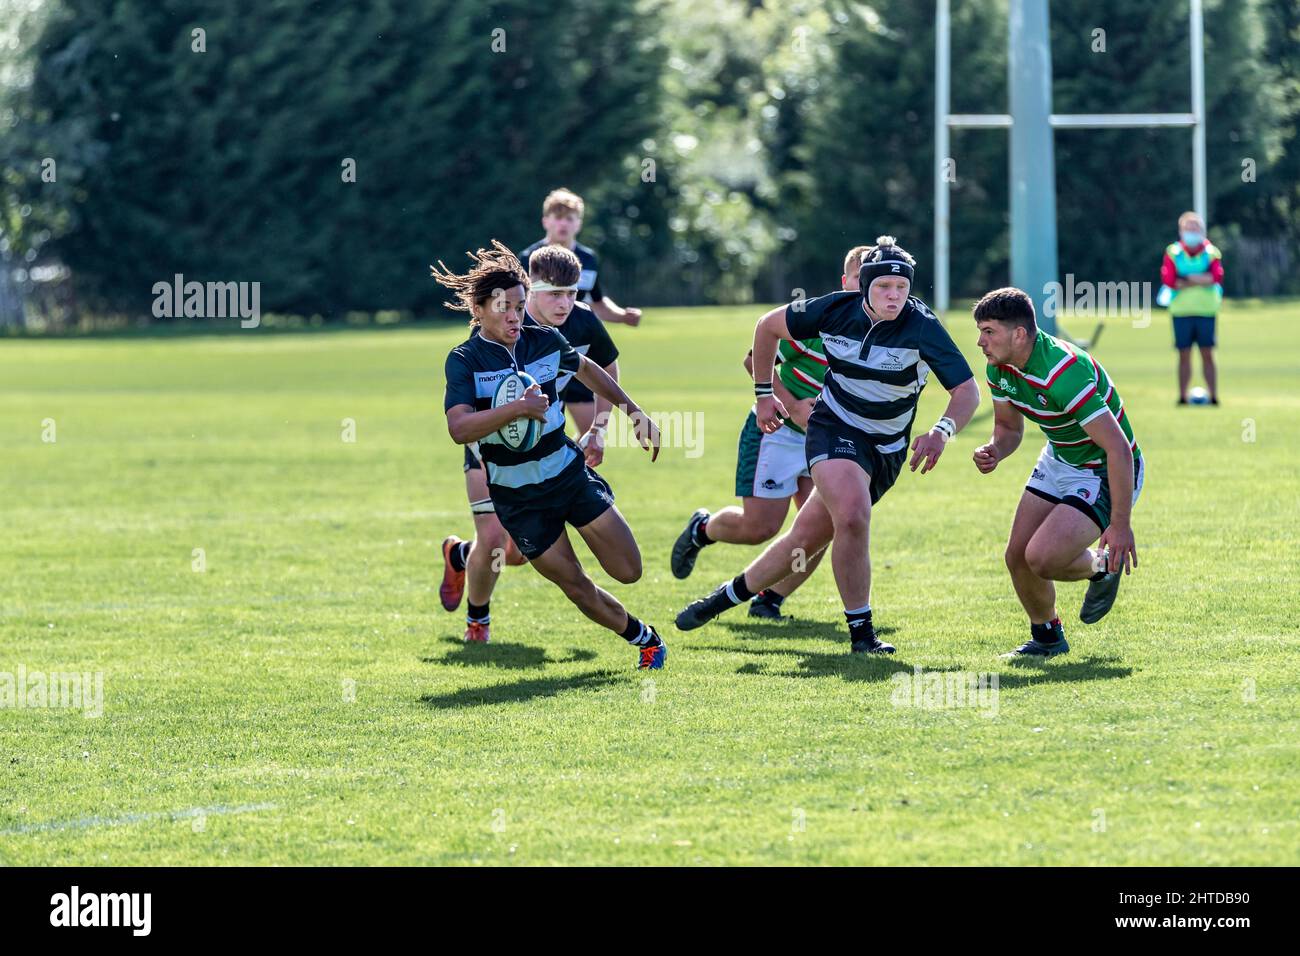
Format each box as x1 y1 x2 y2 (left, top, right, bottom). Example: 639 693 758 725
0 802 277 835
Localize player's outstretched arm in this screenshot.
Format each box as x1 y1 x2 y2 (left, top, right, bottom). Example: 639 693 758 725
446 390 549 445
1083 411 1137 574
973 397 1024 474
753 305 792 432
591 295 641 327
745 346 801 409
580 359 619 467
940 377 980 432
574 355 661 461
744 347 810 426
910 377 980 473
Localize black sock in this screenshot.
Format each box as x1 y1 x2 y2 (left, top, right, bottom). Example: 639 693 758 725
692 516 713 547
845 606 874 642
466 600 490 625
620 614 657 646
1031 618 1061 644
753 589 785 608
449 540 470 573
1089 569 1107 581
722 573 754 605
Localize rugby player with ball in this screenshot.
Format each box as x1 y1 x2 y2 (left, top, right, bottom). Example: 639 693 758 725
433 242 668 669
438 245 621 643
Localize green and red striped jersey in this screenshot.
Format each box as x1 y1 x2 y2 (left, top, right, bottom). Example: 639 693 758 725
987 331 1140 469
775 337 827 435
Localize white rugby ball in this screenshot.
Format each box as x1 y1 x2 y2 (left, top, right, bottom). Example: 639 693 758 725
494 371 542 451
1188 386 1210 405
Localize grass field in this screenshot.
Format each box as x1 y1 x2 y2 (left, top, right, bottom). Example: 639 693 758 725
1 299 1296 866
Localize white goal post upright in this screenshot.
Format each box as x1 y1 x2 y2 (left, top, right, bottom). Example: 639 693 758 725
933 0 1208 332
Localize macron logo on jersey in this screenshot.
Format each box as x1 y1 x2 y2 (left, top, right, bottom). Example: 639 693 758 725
473 368 515 399
821 334 858 354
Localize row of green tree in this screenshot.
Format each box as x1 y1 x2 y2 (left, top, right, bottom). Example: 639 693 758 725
1 0 1297 322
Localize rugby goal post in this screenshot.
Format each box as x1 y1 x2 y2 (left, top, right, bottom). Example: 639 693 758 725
933 0 1208 334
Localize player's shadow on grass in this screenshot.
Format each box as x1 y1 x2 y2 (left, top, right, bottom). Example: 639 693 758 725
699 644 913 682
422 638 597 670
995 655 1132 687
704 640 1132 686
419 669 623 709
716 619 897 642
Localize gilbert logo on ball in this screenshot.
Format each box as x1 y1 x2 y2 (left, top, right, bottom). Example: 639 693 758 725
493 371 542 450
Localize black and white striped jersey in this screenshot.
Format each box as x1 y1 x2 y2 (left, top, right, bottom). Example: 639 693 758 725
785 291 973 453
524 302 617 398
444 324 584 506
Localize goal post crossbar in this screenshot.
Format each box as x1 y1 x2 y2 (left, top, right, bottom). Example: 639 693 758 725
933 0 1207 325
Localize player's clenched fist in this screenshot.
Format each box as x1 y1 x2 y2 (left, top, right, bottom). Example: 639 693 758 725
787 396 817 431
520 383 550 420
755 395 789 433
972 443 999 474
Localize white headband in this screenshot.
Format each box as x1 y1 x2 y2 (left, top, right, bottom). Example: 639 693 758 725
529 279 578 293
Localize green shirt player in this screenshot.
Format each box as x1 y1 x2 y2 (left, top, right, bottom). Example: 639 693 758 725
971 287 1144 657
669 245 871 619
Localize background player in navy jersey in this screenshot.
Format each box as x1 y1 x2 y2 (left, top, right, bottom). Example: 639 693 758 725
439 246 621 641
522 245 622 466
433 241 668 668
676 237 981 654
520 188 641 436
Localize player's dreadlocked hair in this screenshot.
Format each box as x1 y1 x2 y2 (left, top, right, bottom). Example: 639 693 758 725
529 244 582 288
430 240 529 324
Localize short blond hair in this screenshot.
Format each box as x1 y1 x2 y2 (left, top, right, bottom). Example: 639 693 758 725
843 244 873 277
543 187 585 219
1179 210 1205 228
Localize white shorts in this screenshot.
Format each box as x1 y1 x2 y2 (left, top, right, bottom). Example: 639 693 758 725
1025 444 1145 531
735 411 809 500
